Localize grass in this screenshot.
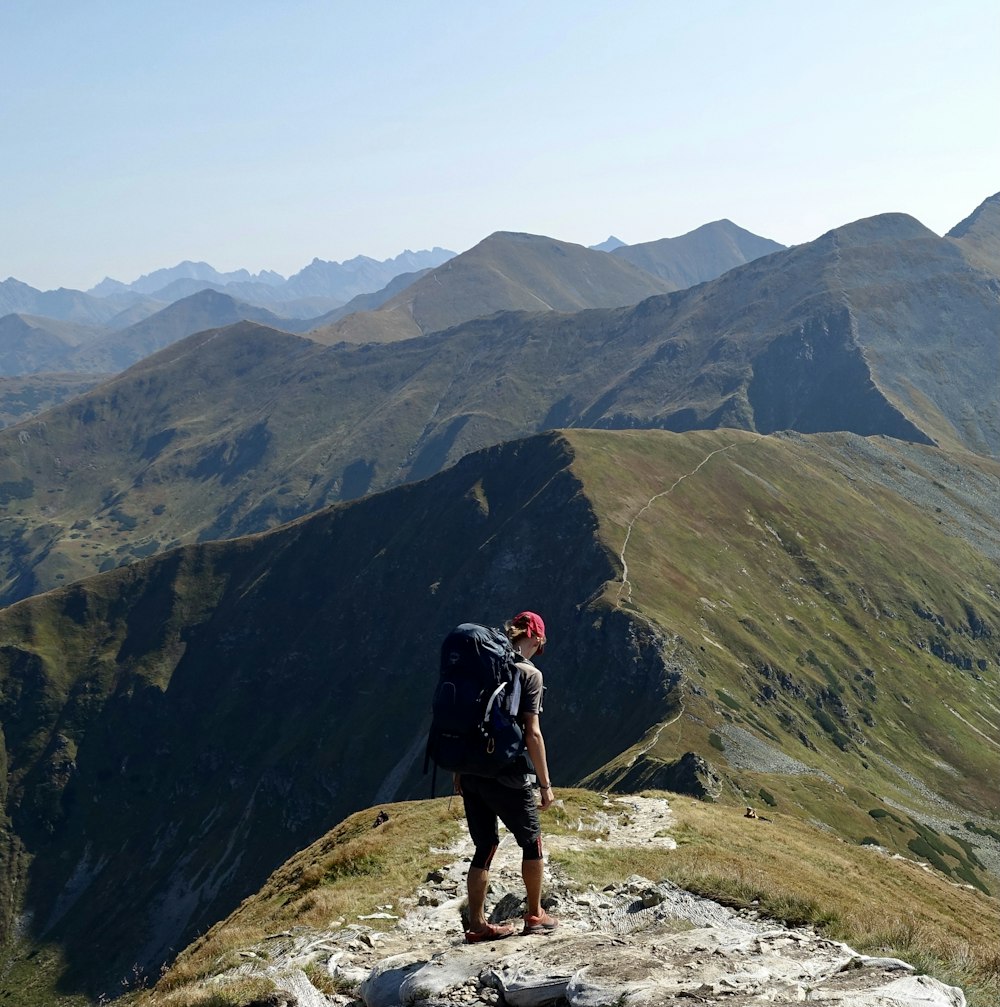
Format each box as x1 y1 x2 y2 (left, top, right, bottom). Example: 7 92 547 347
125 789 1000 1007
0 941 91 1007
564 428 1000 849
133 798 467 1005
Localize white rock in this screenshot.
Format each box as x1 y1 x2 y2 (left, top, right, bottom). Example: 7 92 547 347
358 952 427 1007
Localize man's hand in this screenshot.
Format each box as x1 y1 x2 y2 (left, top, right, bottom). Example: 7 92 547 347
538 785 554 810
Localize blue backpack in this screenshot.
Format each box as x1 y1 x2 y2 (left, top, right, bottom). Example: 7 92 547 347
425 623 530 783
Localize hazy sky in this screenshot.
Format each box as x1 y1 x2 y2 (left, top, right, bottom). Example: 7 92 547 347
4 0 998 291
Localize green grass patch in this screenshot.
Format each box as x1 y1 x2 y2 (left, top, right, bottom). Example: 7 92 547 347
716 690 742 711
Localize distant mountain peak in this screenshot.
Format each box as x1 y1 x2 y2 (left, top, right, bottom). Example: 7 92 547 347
947 191 1000 240
484 230 551 242
89 277 130 296
820 212 937 248
591 236 627 252
610 220 785 288
946 192 1000 275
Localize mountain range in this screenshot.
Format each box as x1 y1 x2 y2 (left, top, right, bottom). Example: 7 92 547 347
0 222 786 420
309 220 785 345
0 248 456 333
0 199 995 603
0 193 998 1003
88 247 456 304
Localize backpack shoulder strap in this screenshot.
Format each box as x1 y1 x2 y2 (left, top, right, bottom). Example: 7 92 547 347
507 663 523 714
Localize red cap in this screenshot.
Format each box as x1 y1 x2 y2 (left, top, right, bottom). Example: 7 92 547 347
513 611 546 654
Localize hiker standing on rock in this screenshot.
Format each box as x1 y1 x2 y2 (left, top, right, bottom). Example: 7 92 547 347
456 611 559 943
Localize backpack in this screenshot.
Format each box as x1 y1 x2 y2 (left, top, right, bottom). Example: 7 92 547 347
424 623 531 785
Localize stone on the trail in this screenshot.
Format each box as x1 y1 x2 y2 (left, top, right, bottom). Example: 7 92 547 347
358 952 427 1007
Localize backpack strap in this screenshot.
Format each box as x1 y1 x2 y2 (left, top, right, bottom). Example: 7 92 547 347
507 668 522 715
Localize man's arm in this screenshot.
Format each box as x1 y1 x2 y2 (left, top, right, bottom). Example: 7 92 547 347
522 712 554 810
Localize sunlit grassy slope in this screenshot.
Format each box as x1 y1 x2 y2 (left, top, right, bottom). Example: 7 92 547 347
563 428 1000 866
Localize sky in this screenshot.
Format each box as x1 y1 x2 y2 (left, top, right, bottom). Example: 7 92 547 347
3 0 999 292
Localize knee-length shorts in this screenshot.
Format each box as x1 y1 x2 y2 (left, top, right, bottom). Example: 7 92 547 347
460 774 543 868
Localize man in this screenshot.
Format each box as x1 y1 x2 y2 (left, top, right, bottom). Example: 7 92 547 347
455 610 558 942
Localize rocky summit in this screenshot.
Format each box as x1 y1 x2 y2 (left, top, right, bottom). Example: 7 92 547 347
147 796 966 1007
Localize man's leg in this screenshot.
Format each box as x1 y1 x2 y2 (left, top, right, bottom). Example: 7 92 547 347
491 785 557 931
467 865 491 929
522 857 543 918
460 777 508 938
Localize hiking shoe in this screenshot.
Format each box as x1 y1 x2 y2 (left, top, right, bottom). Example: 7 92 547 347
521 911 558 936
464 922 516 943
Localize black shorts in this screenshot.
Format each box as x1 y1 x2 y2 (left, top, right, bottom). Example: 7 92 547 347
460 775 542 862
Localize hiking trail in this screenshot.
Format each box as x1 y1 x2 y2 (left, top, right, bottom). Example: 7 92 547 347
226 794 963 1007
616 436 763 606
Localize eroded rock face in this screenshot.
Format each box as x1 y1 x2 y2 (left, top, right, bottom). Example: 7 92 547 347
608 751 723 800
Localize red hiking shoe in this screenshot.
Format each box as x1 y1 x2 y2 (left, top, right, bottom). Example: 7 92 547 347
464 922 516 943
521 911 558 935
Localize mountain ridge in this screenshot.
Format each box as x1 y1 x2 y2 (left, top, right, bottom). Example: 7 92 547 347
947 190 1000 275
611 217 785 287
2 427 1000 997
1 206 997 601
307 231 678 344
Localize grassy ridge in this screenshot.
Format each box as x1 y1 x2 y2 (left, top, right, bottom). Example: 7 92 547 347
566 428 1000 855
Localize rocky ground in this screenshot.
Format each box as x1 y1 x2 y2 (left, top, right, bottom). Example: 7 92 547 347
216 793 967 1006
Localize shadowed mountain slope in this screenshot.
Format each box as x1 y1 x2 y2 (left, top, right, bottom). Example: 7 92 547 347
2 428 1000 998
611 218 785 287
0 204 997 602
307 231 677 344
